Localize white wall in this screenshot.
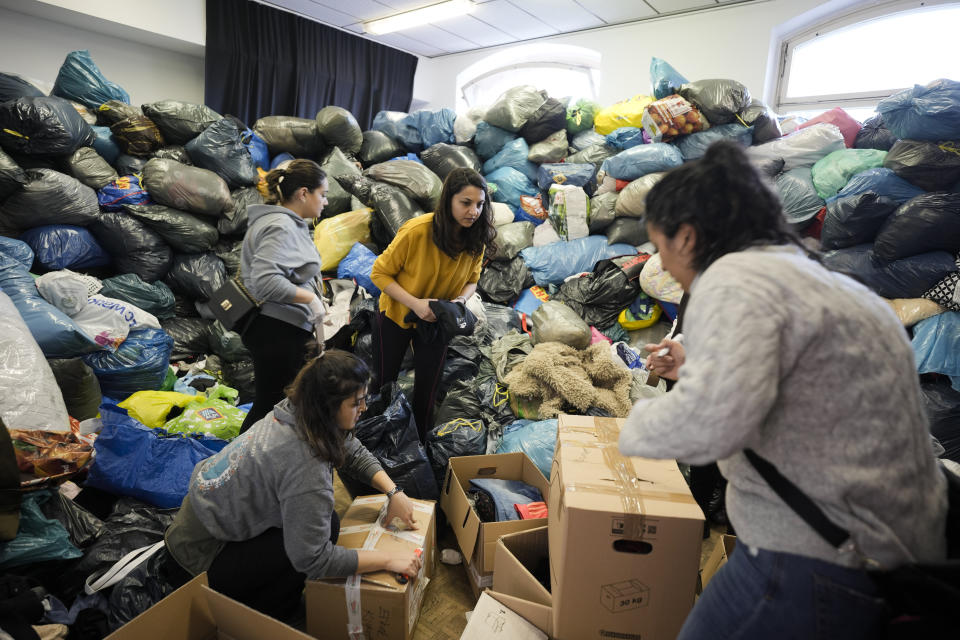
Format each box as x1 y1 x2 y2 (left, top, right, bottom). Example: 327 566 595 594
413 0 828 111
0 5 204 105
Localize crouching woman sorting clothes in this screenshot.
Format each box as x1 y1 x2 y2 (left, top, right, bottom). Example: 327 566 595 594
619 141 947 639
164 349 422 620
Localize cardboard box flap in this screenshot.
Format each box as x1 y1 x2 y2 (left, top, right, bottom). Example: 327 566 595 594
204 585 315 640
487 591 553 638
494 527 552 607
462 592 548 640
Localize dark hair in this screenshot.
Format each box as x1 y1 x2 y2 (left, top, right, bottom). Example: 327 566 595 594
644 140 808 271
264 158 327 205
432 167 497 259
284 348 370 466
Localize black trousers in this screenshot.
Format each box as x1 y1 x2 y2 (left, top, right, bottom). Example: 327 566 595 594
372 312 448 441
239 313 314 433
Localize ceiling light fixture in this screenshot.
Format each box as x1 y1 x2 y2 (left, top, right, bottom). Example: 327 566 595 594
363 0 475 35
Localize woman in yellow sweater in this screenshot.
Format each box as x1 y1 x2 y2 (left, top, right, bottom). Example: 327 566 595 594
370 168 496 439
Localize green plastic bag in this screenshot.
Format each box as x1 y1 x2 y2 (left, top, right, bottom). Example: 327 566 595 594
811 149 888 200
566 99 600 136
0 491 82 570
163 385 244 440
99 273 176 320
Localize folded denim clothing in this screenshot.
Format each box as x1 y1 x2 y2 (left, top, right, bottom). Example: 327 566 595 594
469 478 543 522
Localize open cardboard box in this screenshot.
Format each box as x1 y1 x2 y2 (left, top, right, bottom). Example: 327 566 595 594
701 534 737 591
440 452 549 575
106 573 314 640
490 526 553 636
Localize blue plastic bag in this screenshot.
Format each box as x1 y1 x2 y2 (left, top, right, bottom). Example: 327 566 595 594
650 57 688 100
20 224 110 270
97 175 152 211
675 123 754 160
82 327 173 399
389 153 423 164
51 50 130 111
338 242 380 297
878 79 960 142
537 163 597 196
91 125 120 165
0 252 100 357
828 168 926 205
599 143 683 181
520 236 637 286
85 402 224 509
414 108 457 148
913 312 960 391
0 236 34 269
821 244 957 299
0 491 82 570
372 110 408 142
395 113 425 153
496 419 558 479
239 127 270 170
483 138 539 184
269 152 295 170
486 167 539 209
474 121 518 160
606 127 646 150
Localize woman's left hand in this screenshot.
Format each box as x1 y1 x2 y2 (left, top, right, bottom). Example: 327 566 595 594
382 491 418 530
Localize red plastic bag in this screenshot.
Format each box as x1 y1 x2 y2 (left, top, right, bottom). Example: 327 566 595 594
799 107 862 148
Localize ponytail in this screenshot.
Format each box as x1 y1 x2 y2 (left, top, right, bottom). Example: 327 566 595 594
263 159 327 205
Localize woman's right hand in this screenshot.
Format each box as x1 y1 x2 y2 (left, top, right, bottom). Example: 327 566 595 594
644 338 685 381
384 550 422 577
411 298 437 322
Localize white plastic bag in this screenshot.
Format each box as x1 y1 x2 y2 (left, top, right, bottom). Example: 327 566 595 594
492 202 514 227
454 106 487 144
615 172 665 218
548 184 590 241
639 253 684 303
533 220 562 247
35 270 102 316
745 123 845 172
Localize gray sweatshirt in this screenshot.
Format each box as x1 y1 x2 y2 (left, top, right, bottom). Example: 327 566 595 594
241 204 322 331
167 398 383 579
619 245 947 569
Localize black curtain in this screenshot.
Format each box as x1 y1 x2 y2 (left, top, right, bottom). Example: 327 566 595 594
204 0 418 130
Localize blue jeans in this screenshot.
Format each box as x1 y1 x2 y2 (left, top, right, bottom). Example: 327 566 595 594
679 545 887 640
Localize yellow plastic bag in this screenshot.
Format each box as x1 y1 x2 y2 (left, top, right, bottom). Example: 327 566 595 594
118 391 198 429
314 208 373 271
618 305 662 331
594 95 655 135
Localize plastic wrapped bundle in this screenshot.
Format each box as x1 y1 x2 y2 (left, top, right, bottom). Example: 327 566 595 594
738 99 782 144
252 116 323 156
421 143 482 180
337 242 379 297
484 85 547 132
566 144 622 173
47 358 102 422
676 123 753 161
65 147 117 189
125 204 219 253
571 129 606 151
89 212 173 283
605 127 645 151
367 182 425 250
775 168 824 228
478 257 530 304
520 235 636 286
855 114 897 151
51 50 129 110
605 218 647 245
314 208 371 271
1 169 99 230
599 143 682 181
639 253 683 303
484 138 538 184
650 57 688 100
315 106 363 154
821 193 899 251
811 149 887 200
0 148 27 201
318 147 361 218
679 79 751 125
531 301 590 349
90 126 120 165
615 172 665 217
590 192 617 232
371 111 407 141
414 108 457 149
745 124 846 172
0 236 33 269
873 193 960 263
527 130 567 164
0 96 95 156
99 274 175 320
97 100 142 125
141 100 220 146
473 121 518 160
594 95 654 135
161 317 212 359
537 163 597 197
365 160 442 211
82 327 173 399
547 184 589 241
0 72 44 103
152 145 193 165
486 166 538 210
163 252 227 301
142 158 232 217
114 154 149 178
20 225 110 270
97 174 151 212
110 116 164 156
520 96 566 144
832 167 926 204
359 130 404 167
640 94 709 143
490 222 535 261
878 79 960 142
556 258 642 328
822 243 958 299
454 106 486 144
883 140 960 191
218 187 262 237
184 118 257 188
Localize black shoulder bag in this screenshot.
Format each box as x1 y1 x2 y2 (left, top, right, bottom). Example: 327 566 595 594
743 448 960 637
209 265 261 334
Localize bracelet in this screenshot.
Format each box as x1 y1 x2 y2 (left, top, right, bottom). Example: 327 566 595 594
386 486 404 499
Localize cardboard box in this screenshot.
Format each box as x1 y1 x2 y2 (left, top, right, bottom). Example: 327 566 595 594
700 534 737 591
107 573 314 640
491 526 553 636
462 592 548 640
440 452 549 574
548 415 705 640
305 495 436 640
464 546 494 600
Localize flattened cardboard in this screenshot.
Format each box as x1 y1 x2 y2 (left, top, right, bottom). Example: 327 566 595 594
548 414 704 640
439 452 549 574
305 495 436 640
107 573 314 640
461 592 548 640
701 534 737 590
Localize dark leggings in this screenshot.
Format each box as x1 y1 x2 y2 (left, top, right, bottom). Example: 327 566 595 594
239 314 314 433
372 312 448 441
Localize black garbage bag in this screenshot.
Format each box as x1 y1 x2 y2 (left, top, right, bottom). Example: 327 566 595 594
0 72 44 102
439 336 483 400
141 100 220 146
163 252 226 301
434 378 483 428
142 158 233 218
106 547 180 631
218 187 263 236
359 130 404 167
556 258 641 328
184 118 257 189
124 204 219 253
316 106 363 154
605 217 648 245
478 256 531 305
1 168 99 229
222 357 255 404
214 238 242 277
481 302 524 338
47 357 102 421
99 273 176 319
485 85 547 133
820 193 899 250
873 193 960 262
421 143 482 180
336 173 378 205
114 153 148 176
208 320 250 362
252 115 323 156
520 96 567 144
365 159 442 211
97 100 142 125
39 490 104 548
89 212 172 282
566 143 618 171
65 147 117 189
883 140 960 191
738 99 782 144
369 182 425 250
477 374 515 431
110 116 164 156
0 148 27 201
0 96 95 156
160 317 212 359
921 378 960 463
822 243 958 299
151 145 192 165
855 114 897 151
680 79 752 125
320 147 361 217
340 384 438 500
427 417 486 485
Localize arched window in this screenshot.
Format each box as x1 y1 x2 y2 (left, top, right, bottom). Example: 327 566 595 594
455 44 600 111
775 1 960 117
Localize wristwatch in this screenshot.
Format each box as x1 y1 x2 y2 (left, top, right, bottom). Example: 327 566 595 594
386 486 404 499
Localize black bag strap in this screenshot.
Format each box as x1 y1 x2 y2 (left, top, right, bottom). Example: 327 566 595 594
743 449 851 549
